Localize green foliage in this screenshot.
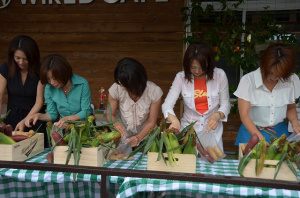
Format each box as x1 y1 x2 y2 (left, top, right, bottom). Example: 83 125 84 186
182 0 298 114
181 0 297 74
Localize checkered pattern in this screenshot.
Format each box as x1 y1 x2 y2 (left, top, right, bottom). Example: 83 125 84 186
116 155 300 198
1 150 299 198
0 149 140 198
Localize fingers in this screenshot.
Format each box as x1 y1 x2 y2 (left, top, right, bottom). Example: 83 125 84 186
206 119 218 133
15 122 25 131
113 122 126 138
125 136 139 147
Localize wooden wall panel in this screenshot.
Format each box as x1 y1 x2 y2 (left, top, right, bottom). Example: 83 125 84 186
0 0 185 119
0 0 239 151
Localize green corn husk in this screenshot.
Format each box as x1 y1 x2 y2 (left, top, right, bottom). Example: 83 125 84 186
256 139 267 176
0 110 10 123
150 140 159 152
176 121 197 140
183 133 195 155
168 132 182 154
162 132 176 166
269 141 289 168
95 131 121 143
252 139 264 159
0 132 15 144
265 134 286 160
238 140 263 177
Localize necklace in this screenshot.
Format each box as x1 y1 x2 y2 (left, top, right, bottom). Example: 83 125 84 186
62 82 72 94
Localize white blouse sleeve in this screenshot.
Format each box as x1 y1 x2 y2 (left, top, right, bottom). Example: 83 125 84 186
291 74 300 100
162 72 183 118
233 75 252 102
149 83 163 104
108 83 120 100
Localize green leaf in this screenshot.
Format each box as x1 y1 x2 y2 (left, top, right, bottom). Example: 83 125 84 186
0 110 10 123
143 127 160 155
274 152 287 179
238 151 254 177
286 158 298 177
177 121 196 140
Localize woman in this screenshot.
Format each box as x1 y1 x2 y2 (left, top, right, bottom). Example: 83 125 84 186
106 58 163 147
0 35 45 132
162 42 231 151
26 54 92 129
234 43 300 145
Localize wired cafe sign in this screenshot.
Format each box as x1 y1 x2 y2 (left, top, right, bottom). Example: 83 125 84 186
0 0 169 9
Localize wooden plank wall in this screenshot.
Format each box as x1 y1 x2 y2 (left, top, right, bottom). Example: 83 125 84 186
0 0 184 115
0 0 239 152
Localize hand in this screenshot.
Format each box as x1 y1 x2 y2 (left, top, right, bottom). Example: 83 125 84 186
292 122 300 134
206 112 220 133
113 122 126 138
15 120 25 131
168 118 180 131
25 114 40 128
126 135 139 147
54 118 68 129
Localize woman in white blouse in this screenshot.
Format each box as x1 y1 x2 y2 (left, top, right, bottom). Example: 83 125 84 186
234 43 300 145
162 42 231 151
106 58 163 147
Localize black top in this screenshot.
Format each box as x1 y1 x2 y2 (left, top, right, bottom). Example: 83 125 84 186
0 62 40 129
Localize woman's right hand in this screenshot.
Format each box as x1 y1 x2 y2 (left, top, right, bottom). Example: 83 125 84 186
167 113 180 131
113 122 126 138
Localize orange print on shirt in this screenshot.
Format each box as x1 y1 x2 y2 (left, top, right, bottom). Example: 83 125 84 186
194 78 208 114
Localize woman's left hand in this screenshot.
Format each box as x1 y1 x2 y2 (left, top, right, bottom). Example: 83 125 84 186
54 119 68 129
206 112 220 133
292 122 300 133
126 135 140 147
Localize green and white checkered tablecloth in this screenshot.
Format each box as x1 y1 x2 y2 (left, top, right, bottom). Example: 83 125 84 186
116 154 300 198
0 148 141 198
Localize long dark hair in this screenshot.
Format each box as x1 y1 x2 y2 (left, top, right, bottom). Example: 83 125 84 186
183 42 215 82
114 58 148 97
7 35 40 78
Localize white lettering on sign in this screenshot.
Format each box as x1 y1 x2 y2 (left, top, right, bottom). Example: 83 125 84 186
104 0 168 3
0 0 168 9
20 0 93 4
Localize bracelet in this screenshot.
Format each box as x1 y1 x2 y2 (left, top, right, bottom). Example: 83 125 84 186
135 135 140 142
216 111 222 120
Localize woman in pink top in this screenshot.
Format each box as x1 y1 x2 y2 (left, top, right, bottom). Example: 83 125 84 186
162 42 231 151
107 58 163 148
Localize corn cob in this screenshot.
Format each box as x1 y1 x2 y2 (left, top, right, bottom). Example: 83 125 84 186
168 132 182 154
0 132 15 145
265 134 286 160
251 139 264 159
150 139 159 152
182 127 195 145
183 133 195 154
256 139 267 176
268 141 289 168
161 132 176 166
95 131 121 143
